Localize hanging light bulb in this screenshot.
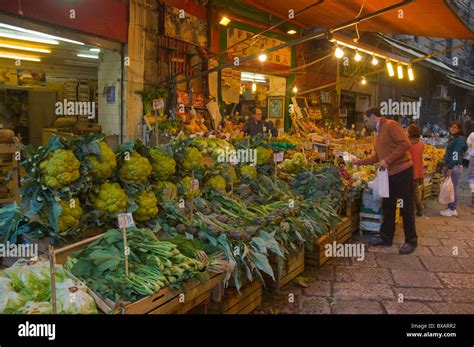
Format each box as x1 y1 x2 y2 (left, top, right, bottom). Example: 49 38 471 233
258 54 267 62
252 82 257 93
335 47 344 59
371 55 379 65
386 60 395 77
361 77 367 85
397 64 404 79
408 65 415 81
293 86 298 93
354 50 362 62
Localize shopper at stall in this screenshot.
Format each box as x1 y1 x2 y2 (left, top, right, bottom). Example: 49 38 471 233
354 107 417 255
467 130 474 195
242 107 278 137
463 114 473 141
407 124 424 216
440 122 468 216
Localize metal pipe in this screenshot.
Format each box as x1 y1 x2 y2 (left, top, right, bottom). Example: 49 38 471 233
175 0 413 85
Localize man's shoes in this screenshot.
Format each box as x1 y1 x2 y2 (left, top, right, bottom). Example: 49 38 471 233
369 237 391 247
440 209 457 217
399 243 417 255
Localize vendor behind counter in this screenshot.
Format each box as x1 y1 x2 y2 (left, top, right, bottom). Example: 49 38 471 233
242 107 278 137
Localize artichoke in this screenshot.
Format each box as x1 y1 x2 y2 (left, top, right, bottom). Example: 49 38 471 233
118 151 152 184
133 190 158 222
90 182 127 215
149 148 176 180
86 142 117 180
58 198 83 231
39 149 80 189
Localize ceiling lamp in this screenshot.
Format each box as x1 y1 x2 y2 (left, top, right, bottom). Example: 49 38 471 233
397 64 404 79
0 23 83 45
77 53 99 59
354 50 362 62
408 65 415 81
287 29 297 35
292 86 298 93
89 48 101 52
361 77 367 85
0 52 40 62
258 54 267 62
371 56 378 65
252 82 257 93
386 60 395 77
219 16 231 26
0 43 50 53
335 47 344 59
0 32 58 45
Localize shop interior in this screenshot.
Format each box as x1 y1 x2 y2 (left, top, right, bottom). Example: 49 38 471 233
0 21 118 148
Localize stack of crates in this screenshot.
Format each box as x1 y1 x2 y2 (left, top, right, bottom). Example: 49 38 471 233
0 142 20 206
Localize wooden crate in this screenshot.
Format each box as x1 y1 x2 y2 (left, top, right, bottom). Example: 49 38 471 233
423 183 433 199
264 248 304 291
0 143 20 205
208 279 262 314
341 194 362 217
351 212 360 233
55 234 225 314
305 216 351 268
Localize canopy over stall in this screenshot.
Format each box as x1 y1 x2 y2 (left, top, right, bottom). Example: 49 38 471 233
241 0 474 39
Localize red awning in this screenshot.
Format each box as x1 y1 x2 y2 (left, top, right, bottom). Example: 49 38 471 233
242 0 474 39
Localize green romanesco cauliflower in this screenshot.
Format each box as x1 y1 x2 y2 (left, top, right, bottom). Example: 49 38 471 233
58 198 82 231
133 190 158 222
240 165 257 179
180 176 201 198
118 151 152 184
149 148 176 180
206 175 226 192
256 146 272 165
182 147 203 171
86 142 117 180
154 181 178 203
223 166 238 184
90 182 127 215
39 149 80 189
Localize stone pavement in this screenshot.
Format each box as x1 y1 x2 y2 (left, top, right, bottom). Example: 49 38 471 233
255 170 474 314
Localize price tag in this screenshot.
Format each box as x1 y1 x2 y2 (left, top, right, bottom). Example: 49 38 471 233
152 98 165 111
312 144 319 153
273 152 284 163
118 213 135 228
320 152 326 158
190 179 200 192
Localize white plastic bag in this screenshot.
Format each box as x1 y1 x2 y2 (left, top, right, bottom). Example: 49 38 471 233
372 168 389 199
438 177 455 204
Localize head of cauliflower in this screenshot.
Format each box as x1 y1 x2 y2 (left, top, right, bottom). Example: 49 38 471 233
206 175 226 193
58 198 82 231
222 166 238 185
86 142 117 180
90 182 127 215
149 149 176 180
240 165 257 180
39 149 80 189
256 146 272 165
154 181 178 203
180 176 201 198
133 190 158 222
118 151 152 184
182 147 203 171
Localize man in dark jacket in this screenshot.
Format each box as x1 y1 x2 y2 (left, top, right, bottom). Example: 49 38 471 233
242 107 278 137
463 114 473 138
354 107 417 255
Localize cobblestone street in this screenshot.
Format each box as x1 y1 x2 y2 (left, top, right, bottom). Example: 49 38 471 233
256 172 474 314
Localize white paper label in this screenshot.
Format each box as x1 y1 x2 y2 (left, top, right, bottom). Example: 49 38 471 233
190 179 200 192
118 213 135 228
273 152 284 162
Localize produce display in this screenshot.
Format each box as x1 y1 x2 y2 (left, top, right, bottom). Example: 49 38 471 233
423 143 445 173
0 260 98 314
6 128 380 309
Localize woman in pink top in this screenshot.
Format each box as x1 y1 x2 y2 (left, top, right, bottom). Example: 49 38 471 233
407 124 425 216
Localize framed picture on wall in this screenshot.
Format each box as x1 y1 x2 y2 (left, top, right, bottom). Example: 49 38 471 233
267 96 285 118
